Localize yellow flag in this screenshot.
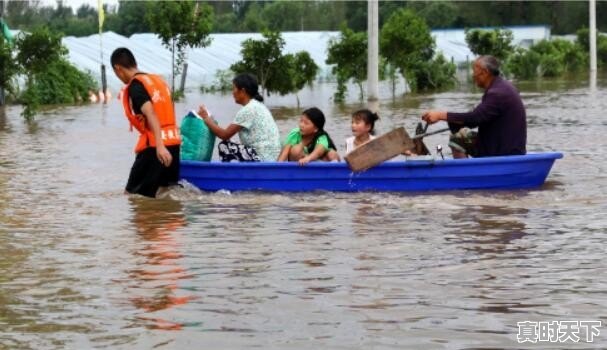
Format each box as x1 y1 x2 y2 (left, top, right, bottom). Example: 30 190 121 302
98 0 105 33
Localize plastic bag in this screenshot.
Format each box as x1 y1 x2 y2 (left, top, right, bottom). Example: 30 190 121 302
180 110 216 161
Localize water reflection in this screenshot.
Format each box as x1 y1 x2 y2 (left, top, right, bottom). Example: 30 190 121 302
445 205 529 256
126 197 194 331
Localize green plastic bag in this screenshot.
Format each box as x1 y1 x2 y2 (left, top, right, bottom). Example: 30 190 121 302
180 111 216 161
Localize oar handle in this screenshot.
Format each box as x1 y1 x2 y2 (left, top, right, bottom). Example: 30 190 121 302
412 127 450 139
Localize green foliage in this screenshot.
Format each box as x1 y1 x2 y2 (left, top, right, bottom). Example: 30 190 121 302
599 39 607 67
146 1 214 95
409 54 457 91
16 27 66 74
381 9 434 70
576 28 591 51
381 9 455 91
200 69 234 93
231 30 284 95
506 39 587 79
0 35 19 98
14 27 97 119
506 48 540 80
577 27 607 67
21 59 97 105
406 1 457 29
5 1 607 37
110 1 154 37
465 28 514 61
287 51 319 93
326 25 367 102
230 30 317 100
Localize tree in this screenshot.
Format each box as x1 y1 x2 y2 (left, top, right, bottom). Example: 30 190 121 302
406 1 457 29
16 26 66 74
265 51 318 106
110 1 152 37
231 30 318 102
506 39 587 79
326 25 367 102
465 28 514 61
231 30 285 96
0 34 19 102
381 9 434 72
380 9 455 91
15 27 96 118
146 1 214 96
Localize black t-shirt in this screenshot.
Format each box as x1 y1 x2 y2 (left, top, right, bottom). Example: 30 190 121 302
128 73 151 115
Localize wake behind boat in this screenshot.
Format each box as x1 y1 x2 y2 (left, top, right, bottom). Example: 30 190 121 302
180 152 563 192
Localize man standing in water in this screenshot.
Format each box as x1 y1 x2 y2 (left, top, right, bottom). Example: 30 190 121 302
111 47 181 198
422 55 526 158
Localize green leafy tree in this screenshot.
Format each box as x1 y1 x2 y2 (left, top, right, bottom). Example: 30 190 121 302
577 27 607 67
0 33 19 101
506 39 587 79
266 51 318 106
506 48 541 80
108 1 153 37
326 25 367 102
381 8 455 91
15 27 96 118
16 26 66 74
146 1 214 96
407 1 457 29
289 52 318 95
231 30 283 96
231 31 318 102
410 53 457 91
465 28 514 61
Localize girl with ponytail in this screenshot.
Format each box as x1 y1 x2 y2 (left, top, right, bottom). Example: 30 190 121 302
278 107 340 165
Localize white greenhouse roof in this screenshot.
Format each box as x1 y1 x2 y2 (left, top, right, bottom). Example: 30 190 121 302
61 26 550 90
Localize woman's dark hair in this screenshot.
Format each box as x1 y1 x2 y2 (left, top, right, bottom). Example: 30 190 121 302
302 107 337 154
110 47 137 68
233 73 263 102
352 109 380 135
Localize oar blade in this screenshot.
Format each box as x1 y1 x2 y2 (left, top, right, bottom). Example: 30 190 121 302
345 127 414 172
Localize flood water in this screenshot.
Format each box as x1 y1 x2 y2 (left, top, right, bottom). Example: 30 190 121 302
1 75 606 349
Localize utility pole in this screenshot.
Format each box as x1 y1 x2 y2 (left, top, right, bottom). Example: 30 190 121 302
367 0 379 111
590 0 597 73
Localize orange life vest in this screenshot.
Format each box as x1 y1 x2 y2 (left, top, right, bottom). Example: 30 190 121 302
121 74 181 153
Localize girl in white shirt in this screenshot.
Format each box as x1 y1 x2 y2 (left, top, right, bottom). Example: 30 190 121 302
345 109 379 155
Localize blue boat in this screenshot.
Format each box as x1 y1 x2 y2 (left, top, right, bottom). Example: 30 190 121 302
180 152 563 192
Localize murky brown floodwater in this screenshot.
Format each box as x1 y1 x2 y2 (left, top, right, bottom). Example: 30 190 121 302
1 75 606 349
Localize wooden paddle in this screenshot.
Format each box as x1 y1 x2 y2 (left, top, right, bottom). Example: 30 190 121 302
345 125 450 172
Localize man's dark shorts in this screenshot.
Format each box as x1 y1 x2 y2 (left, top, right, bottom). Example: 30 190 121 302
126 145 180 198
449 128 479 158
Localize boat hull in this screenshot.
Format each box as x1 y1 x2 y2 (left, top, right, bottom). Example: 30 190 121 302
180 152 563 192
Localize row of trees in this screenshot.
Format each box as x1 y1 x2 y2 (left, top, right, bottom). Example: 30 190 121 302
3 1 607 37
203 8 456 103
465 27 607 80
2 1 604 118
326 9 456 102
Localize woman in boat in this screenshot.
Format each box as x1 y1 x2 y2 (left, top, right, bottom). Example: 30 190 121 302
197 73 281 161
278 107 340 165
